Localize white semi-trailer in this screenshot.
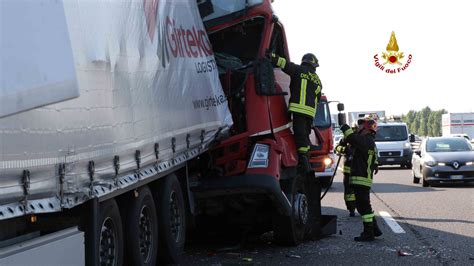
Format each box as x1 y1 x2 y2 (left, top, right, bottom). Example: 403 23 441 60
442 113 474 140
0 0 232 265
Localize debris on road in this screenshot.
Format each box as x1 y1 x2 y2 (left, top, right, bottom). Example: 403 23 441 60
286 254 302 259
397 250 413 256
207 251 217 257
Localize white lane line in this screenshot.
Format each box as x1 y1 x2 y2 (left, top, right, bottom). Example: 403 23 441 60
379 211 406 234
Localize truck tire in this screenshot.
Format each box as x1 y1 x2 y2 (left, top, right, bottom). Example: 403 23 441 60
154 174 186 264
122 186 158 266
273 174 311 246
98 199 124 266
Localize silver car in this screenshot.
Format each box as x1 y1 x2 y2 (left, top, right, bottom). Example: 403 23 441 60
411 137 474 187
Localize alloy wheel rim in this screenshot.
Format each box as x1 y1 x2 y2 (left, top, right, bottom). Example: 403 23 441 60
169 191 182 243
100 217 118 266
139 205 153 263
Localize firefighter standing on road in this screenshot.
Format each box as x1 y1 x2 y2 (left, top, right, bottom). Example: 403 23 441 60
340 118 383 241
335 122 359 217
269 52 322 172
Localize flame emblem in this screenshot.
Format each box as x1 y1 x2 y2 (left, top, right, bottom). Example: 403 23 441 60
382 31 404 65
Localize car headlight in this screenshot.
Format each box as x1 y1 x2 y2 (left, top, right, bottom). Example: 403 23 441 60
466 162 473 166
404 142 411 149
437 162 446 166
424 161 437 167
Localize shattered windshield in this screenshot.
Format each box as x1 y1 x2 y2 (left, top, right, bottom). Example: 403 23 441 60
199 0 264 22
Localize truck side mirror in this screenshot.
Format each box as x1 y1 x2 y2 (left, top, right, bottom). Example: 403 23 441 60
338 113 346 126
337 103 344 112
254 58 287 96
409 134 415 143
254 58 276 95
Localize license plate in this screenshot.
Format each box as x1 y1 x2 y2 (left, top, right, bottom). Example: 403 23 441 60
386 158 395 162
450 175 463 180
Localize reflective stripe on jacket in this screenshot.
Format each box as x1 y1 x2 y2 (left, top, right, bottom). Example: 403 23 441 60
341 126 377 188
272 55 322 118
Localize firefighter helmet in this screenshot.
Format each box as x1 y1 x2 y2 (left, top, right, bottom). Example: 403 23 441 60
301 53 319 68
363 118 378 133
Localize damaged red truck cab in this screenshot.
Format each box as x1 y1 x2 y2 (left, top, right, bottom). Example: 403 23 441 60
191 0 336 245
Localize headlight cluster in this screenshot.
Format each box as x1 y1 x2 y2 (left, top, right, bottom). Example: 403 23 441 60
324 157 333 167
404 142 412 149
466 162 473 166
424 161 437 167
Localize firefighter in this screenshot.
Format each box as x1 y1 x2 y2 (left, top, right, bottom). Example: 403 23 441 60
334 123 359 216
268 52 322 172
340 118 382 241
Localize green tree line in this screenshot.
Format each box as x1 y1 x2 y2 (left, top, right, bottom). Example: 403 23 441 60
402 107 447 137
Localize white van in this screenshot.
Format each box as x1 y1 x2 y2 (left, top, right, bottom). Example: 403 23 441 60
375 122 414 168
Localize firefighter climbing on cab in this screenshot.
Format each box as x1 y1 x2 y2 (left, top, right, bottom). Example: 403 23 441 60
340 117 383 241
268 52 323 173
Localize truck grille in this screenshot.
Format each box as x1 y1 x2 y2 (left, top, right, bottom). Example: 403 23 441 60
379 151 401 157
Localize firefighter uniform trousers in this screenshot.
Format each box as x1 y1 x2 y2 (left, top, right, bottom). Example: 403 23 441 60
343 164 356 213
336 144 356 214
292 113 313 156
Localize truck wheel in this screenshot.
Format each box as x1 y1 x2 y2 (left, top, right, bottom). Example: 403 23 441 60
273 175 309 246
98 199 124 266
122 186 158 266
154 174 186 264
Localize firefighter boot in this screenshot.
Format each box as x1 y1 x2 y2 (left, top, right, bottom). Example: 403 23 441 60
354 222 375 242
347 201 356 217
297 153 311 174
373 217 383 237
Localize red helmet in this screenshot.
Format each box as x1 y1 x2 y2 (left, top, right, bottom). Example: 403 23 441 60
363 118 378 133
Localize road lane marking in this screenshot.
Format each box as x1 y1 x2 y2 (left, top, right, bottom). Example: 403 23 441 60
379 211 406 234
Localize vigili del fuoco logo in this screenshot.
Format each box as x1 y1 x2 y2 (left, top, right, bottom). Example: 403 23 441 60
374 31 412 74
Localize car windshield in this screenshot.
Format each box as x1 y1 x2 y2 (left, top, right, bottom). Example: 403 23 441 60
426 138 472 152
199 0 264 22
374 125 408 142
314 101 331 128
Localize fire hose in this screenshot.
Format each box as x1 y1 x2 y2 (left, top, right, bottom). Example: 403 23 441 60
320 153 343 200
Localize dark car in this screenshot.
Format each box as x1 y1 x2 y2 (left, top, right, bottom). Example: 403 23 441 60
411 137 474 187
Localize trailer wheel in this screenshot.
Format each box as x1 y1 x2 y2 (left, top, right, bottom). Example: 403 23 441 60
98 199 124 266
154 174 186 263
122 186 158 266
273 174 308 246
